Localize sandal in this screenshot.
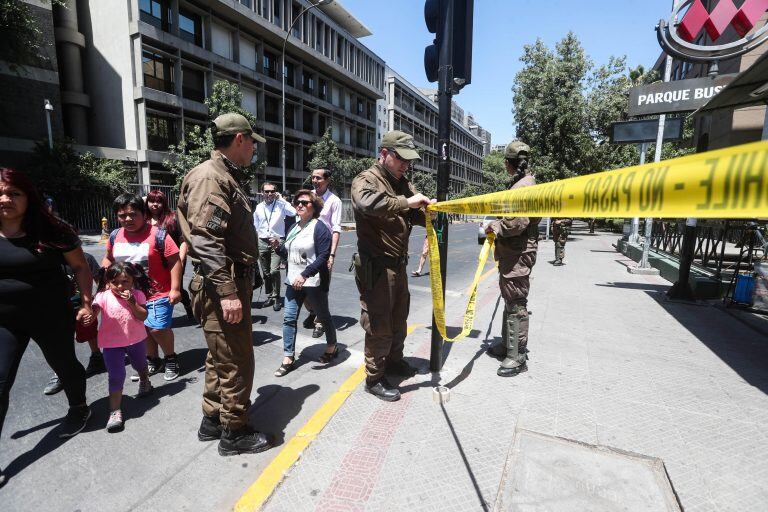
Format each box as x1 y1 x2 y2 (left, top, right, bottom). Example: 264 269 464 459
411 270 422 277
318 345 339 364
274 360 295 377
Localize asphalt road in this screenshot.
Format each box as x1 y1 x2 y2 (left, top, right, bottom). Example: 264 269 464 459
0 221 493 512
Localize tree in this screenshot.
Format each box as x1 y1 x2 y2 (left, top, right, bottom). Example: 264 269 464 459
25 140 130 201
165 80 265 191
306 128 374 194
0 0 64 71
408 169 437 198
511 33 693 184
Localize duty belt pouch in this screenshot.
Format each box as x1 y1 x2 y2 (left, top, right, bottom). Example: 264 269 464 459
353 253 382 292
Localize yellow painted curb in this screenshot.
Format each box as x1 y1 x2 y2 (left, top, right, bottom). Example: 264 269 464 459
234 324 422 512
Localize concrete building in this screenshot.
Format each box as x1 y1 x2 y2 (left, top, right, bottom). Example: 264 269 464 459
380 68 483 195
2 0 385 191
653 5 767 151
0 0 67 167
80 0 385 188
491 143 507 153
464 113 492 156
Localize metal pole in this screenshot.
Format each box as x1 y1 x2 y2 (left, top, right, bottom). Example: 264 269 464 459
638 53 672 270
44 99 53 150
430 2 454 373
630 142 648 244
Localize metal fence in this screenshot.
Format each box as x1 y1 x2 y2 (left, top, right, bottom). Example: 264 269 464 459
57 185 356 233
647 218 765 279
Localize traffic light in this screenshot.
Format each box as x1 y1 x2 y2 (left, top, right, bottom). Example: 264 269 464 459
423 0 474 89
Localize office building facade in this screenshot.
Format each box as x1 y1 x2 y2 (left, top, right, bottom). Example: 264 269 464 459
381 68 484 195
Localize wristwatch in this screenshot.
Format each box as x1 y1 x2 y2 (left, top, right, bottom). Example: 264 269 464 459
329 254 335 257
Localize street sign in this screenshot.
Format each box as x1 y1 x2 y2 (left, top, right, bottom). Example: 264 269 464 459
610 117 684 144
628 75 735 116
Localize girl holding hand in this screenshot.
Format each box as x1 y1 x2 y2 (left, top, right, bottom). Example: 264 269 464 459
83 262 154 432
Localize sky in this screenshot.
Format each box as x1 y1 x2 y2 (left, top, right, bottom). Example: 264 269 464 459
340 0 677 146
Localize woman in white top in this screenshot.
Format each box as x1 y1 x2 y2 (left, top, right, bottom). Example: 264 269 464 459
270 190 337 377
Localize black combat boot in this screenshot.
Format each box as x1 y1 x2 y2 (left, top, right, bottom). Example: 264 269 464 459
197 415 222 441
218 425 272 456
365 377 401 402
497 309 528 377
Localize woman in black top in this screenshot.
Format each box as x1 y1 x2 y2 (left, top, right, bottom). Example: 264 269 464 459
0 168 94 487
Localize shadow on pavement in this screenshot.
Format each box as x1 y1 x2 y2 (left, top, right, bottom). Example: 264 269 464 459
248 384 320 446
3 379 189 483
332 315 358 331
253 330 281 347
251 314 269 325
649 293 768 395
595 282 670 292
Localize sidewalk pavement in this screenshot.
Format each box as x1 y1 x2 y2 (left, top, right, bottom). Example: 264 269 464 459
257 229 768 511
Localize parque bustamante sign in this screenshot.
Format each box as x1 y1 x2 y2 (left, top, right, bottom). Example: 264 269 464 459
657 0 768 62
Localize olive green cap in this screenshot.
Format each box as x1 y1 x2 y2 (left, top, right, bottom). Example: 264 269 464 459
381 130 421 161
212 113 266 142
505 140 530 159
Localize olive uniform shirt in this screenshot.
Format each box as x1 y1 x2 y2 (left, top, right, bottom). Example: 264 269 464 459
489 174 540 278
177 150 258 297
351 162 426 260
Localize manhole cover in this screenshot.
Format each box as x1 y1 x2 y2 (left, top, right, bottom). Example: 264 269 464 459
494 430 681 511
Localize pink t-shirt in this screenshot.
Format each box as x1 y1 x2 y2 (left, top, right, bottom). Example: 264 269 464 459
106 225 179 302
93 289 147 348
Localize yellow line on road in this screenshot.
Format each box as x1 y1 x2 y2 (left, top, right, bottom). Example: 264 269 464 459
235 324 423 512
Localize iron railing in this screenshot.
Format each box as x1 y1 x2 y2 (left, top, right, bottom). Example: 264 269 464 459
646 219 765 279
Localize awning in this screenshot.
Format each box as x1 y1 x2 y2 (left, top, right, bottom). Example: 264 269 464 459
694 50 768 114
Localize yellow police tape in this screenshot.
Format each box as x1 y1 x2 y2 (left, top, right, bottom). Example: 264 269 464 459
425 140 768 342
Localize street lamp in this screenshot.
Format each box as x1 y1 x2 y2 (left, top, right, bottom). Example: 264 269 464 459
44 99 54 149
281 0 333 192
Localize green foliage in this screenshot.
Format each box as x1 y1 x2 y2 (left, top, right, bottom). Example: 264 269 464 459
25 141 131 201
0 0 64 70
408 169 437 198
511 33 692 184
165 80 265 191
306 128 375 191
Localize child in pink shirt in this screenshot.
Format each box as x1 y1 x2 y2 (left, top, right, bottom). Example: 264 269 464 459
83 262 154 432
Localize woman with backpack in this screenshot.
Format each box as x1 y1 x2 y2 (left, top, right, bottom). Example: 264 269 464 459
102 193 183 381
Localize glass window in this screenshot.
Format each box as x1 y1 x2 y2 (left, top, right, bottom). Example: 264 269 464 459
273 0 281 27
319 79 328 101
266 140 280 166
285 104 295 129
263 51 277 79
302 109 314 135
146 114 176 151
182 66 205 102
142 50 173 93
239 0 252 8
179 9 202 46
264 95 279 124
302 71 314 94
284 61 295 87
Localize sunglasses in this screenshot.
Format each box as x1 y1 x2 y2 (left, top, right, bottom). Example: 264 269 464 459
263 190 277 194
295 199 312 207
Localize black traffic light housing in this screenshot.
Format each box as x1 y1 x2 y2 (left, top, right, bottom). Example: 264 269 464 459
424 0 473 91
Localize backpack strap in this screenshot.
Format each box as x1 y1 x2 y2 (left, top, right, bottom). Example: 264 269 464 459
155 227 169 268
109 228 120 248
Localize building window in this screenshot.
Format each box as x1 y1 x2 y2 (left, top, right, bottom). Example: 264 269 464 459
146 114 176 151
286 143 295 169
142 50 173 93
265 95 279 124
284 61 295 87
264 51 277 79
303 109 314 135
357 98 363 117
273 0 281 27
285 104 295 129
179 9 203 46
318 115 327 135
182 66 205 102
139 0 169 30
319 79 328 101
239 0 252 8
302 71 314 94
266 140 280 166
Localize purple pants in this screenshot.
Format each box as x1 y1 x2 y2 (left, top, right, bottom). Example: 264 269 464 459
103 341 148 393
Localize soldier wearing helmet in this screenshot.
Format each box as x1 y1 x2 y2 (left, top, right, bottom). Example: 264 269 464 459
485 140 540 377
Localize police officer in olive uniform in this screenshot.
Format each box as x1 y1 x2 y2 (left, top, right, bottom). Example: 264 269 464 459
551 217 572 266
351 131 434 402
177 113 272 455
486 141 540 377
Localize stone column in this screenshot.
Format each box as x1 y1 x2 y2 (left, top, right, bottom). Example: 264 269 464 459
53 0 90 143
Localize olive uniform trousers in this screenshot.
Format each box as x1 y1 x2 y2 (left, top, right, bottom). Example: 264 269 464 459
189 274 254 430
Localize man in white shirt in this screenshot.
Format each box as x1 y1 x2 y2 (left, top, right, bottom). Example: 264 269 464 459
253 182 296 311
302 168 342 337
